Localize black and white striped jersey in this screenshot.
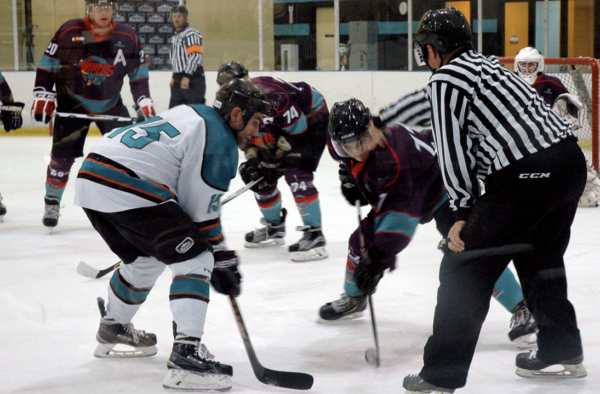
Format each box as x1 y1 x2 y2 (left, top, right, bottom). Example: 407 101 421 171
377 87 432 128
427 49 575 217
170 25 203 77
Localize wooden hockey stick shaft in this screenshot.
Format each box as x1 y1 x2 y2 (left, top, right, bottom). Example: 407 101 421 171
76 178 263 279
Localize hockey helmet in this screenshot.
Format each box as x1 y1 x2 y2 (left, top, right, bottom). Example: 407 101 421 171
328 98 372 158
85 0 117 16
213 78 271 128
514 47 544 85
217 61 250 86
171 5 188 19
413 7 472 68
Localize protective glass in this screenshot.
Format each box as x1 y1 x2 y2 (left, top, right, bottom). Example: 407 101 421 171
332 133 372 159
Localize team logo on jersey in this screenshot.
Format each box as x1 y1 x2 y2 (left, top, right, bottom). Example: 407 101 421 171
72 36 85 42
78 56 115 86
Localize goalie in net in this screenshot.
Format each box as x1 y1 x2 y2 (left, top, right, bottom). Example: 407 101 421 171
515 47 600 207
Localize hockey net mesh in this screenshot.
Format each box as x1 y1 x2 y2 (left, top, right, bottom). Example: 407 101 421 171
499 57 599 171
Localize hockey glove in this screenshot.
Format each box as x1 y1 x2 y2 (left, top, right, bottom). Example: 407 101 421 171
238 154 282 192
1 102 24 132
354 248 386 296
31 88 56 124
135 96 156 121
210 250 242 297
339 164 368 206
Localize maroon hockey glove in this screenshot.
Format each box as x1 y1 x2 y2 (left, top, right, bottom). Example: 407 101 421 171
211 250 242 297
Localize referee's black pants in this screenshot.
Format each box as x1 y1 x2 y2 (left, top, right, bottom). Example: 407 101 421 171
420 139 586 389
169 69 206 108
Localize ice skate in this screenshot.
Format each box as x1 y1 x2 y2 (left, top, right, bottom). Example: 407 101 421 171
94 298 157 358
244 208 286 248
0 195 6 222
509 302 538 349
318 293 366 322
516 349 587 379
403 374 455 393
42 196 60 230
163 337 233 391
288 225 328 262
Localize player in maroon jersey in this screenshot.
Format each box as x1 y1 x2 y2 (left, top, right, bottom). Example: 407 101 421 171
31 0 156 229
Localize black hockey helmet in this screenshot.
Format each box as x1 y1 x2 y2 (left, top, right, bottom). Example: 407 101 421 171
328 98 371 158
413 7 472 67
214 78 271 128
217 61 250 86
171 5 188 19
85 0 117 16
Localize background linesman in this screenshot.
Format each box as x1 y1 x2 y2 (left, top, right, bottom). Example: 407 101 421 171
169 5 206 107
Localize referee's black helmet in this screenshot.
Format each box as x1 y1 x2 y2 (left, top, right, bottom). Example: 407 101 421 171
413 7 472 65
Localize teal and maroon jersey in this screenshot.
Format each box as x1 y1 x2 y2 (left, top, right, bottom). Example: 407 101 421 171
248 76 328 151
0 71 12 103
532 74 569 107
34 18 150 114
328 125 447 269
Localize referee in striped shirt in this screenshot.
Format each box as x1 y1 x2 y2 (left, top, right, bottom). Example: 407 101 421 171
169 6 206 107
403 7 587 393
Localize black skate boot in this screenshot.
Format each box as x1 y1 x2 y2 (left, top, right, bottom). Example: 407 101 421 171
244 208 287 248
318 293 366 322
0 195 6 222
516 349 587 379
509 301 538 349
42 196 60 229
94 297 157 358
163 337 233 391
288 225 328 262
403 374 455 393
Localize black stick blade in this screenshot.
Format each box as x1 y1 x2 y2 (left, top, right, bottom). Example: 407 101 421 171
259 368 314 390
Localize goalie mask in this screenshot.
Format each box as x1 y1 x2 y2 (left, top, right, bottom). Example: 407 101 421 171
213 78 270 129
328 98 372 159
552 93 587 131
514 47 544 85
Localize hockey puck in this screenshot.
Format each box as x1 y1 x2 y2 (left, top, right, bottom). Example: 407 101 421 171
365 348 377 365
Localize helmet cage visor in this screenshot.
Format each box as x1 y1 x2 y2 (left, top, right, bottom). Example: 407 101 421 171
86 1 116 15
517 61 540 76
331 129 371 159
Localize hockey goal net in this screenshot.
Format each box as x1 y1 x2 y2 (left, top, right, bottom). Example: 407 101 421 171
499 57 599 171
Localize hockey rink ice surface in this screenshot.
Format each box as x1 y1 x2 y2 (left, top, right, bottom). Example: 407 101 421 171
1 136 599 394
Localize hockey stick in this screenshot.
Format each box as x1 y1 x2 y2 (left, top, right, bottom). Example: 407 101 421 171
229 295 314 390
56 112 137 123
76 178 264 279
356 201 381 367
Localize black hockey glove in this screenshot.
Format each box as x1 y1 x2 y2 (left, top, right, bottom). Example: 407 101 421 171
354 248 386 296
239 151 282 192
210 250 242 297
1 101 24 132
339 164 368 206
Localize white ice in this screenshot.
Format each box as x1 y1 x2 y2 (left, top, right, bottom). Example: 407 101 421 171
1 136 599 394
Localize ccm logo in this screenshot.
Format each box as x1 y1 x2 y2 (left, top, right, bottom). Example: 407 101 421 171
519 173 550 179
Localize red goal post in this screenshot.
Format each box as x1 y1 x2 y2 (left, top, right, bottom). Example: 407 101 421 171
498 57 599 171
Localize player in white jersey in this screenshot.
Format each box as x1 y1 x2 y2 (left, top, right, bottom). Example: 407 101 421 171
74 78 270 391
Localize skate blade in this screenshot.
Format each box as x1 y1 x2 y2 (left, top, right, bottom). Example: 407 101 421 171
290 247 328 262
516 363 587 379
512 333 538 350
316 310 365 324
405 390 453 394
94 343 157 358
244 238 285 248
163 368 232 391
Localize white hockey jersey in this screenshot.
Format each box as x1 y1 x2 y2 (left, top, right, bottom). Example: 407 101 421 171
74 104 239 224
